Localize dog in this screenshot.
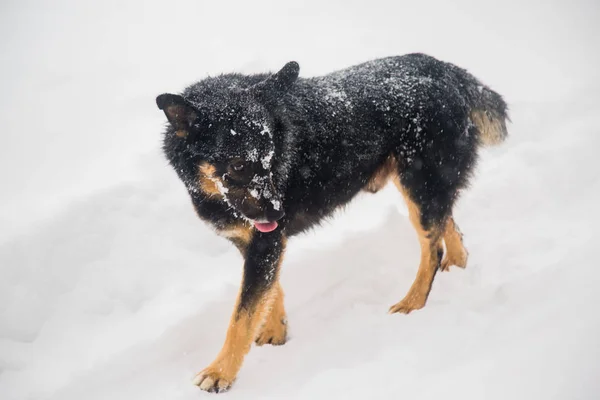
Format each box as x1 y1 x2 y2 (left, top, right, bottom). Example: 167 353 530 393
156 53 508 393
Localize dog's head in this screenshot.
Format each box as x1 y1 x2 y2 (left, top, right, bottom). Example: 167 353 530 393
157 62 299 232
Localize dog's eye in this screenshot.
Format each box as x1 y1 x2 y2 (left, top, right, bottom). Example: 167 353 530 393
229 160 245 172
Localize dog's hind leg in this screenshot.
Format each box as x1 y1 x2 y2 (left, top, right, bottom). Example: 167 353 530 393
255 281 288 346
441 216 468 271
389 180 445 313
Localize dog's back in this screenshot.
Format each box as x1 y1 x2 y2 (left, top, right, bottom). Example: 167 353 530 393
296 53 507 147
280 53 508 234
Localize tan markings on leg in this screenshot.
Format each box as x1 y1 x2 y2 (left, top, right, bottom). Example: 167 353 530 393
198 162 224 197
193 243 286 393
440 216 468 271
193 287 277 393
364 155 398 193
389 178 442 314
255 281 287 346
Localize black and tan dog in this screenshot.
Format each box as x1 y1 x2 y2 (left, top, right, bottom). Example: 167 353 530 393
156 53 508 392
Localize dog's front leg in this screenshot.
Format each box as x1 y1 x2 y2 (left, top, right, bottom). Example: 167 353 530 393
193 231 286 393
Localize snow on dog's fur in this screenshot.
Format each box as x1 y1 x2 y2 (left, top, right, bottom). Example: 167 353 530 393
156 53 508 393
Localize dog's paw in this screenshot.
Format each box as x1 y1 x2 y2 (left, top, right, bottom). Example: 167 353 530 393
255 317 287 346
388 294 426 314
440 248 468 272
193 366 235 393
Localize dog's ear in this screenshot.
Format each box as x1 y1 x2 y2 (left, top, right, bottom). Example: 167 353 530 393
252 61 300 97
156 93 198 131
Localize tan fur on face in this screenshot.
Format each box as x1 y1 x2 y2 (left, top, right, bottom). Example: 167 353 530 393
198 162 223 197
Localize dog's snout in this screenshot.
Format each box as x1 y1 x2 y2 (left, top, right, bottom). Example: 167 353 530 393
265 207 285 222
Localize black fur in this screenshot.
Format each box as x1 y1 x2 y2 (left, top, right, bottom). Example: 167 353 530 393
238 231 284 311
157 53 508 311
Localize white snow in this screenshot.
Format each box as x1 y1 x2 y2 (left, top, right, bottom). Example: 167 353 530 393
213 179 229 196
249 188 260 199
247 148 259 162
261 149 274 170
260 123 272 137
1 1 599 400
271 199 282 211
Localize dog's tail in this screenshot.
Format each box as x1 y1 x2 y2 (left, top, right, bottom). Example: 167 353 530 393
470 87 509 146
450 60 509 146
467 84 509 146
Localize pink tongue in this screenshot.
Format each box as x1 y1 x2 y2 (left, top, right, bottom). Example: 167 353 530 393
254 221 278 233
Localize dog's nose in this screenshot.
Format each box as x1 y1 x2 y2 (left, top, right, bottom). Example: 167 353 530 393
265 207 285 222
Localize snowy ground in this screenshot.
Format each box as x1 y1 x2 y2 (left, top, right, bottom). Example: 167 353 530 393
1 1 599 399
